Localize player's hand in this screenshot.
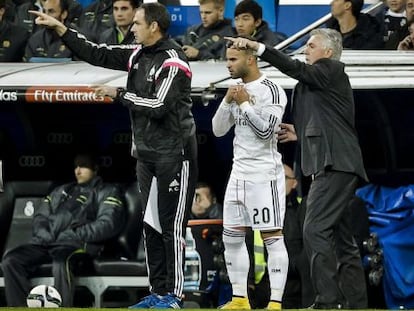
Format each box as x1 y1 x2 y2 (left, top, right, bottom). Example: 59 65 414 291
277 123 297 143
92 85 117 99
224 85 238 103
29 10 67 36
397 35 413 51
182 45 200 60
224 37 260 51
232 86 249 105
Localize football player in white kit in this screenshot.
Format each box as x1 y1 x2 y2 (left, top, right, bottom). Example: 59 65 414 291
212 41 288 310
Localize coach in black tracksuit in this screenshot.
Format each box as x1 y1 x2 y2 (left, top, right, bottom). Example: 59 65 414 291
29 3 197 308
227 29 368 309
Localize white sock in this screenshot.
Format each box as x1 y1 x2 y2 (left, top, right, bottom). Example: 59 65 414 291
264 236 289 302
222 228 249 297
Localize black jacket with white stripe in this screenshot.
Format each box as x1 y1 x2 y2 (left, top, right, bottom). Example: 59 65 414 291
62 29 196 162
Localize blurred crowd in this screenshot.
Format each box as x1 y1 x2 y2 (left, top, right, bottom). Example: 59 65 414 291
0 0 413 63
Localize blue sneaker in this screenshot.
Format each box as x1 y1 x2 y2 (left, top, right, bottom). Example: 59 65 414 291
152 293 183 309
128 293 161 308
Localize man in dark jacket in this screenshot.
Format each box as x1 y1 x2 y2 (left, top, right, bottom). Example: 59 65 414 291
179 0 235 61
226 28 368 309
2 154 125 307
24 0 75 61
327 0 383 49
97 0 139 44
30 2 197 309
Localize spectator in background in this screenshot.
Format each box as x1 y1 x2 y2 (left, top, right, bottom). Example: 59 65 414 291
376 0 407 43
0 0 29 62
179 0 234 61
2 153 125 307
327 0 384 49
397 18 414 49
14 0 81 34
385 0 413 49
24 0 75 61
98 0 139 44
191 182 223 219
234 0 286 47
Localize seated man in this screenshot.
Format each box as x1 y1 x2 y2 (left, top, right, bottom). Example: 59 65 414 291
234 0 286 47
397 18 414 50
327 0 384 49
385 0 413 49
2 153 125 307
179 0 234 61
24 0 76 61
97 0 139 44
191 182 223 219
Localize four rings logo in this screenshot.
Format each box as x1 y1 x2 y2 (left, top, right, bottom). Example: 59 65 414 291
99 156 113 168
113 133 131 144
47 132 73 144
19 155 46 167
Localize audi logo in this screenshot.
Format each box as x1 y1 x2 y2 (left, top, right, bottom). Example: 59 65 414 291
113 133 131 144
99 156 113 168
47 132 74 144
197 133 208 145
19 155 46 167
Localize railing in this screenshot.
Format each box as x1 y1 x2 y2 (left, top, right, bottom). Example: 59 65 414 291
274 1 385 52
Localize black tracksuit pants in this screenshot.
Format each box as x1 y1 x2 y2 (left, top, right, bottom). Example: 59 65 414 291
303 170 368 308
136 146 197 298
2 244 82 307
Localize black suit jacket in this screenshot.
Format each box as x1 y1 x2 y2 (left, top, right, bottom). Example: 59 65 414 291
260 46 367 180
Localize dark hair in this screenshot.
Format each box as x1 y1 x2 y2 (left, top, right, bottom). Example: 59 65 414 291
44 0 69 14
139 2 170 35
113 0 141 8
60 0 70 14
0 0 5 9
346 0 363 18
74 153 99 171
196 182 216 200
234 0 262 21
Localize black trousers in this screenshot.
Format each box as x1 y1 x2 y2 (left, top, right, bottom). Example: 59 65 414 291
2 244 84 307
303 170 368 308
136 155 197 298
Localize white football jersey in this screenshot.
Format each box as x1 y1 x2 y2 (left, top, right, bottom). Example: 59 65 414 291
212 74 287 182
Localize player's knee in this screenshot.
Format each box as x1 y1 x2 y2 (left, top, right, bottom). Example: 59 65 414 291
222 227 246 247
260 229 283 240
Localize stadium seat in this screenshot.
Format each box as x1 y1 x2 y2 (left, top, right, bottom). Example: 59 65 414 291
85 182 148 307
0 180 55 300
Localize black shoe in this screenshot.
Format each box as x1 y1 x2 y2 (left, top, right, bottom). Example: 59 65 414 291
308 302 342 309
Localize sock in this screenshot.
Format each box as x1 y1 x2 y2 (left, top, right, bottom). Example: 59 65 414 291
264 235 289 302
222 228 249 297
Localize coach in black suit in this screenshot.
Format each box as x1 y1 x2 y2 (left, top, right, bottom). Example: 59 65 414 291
226 29 368 309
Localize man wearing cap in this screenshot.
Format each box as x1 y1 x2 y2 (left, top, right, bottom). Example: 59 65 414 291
2 153 125 307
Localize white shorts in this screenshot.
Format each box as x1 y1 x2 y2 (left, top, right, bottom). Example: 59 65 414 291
223 175 286 231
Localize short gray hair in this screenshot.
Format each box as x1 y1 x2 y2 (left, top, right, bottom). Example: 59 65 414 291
310 28 343 60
